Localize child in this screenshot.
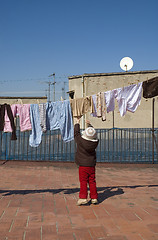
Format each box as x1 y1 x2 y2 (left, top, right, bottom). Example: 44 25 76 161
74 118 99 206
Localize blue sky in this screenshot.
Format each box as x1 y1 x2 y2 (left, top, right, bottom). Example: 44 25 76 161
0 0 157 100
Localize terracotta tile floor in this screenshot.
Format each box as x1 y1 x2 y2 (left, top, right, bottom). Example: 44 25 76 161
0 161 158 240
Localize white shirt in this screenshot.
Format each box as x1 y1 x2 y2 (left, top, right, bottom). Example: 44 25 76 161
104 88 122 113
116 82 143 117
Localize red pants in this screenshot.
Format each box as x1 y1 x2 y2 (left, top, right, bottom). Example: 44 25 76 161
79 166 98 199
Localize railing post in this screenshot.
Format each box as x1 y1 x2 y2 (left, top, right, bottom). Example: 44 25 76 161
152 98 155 164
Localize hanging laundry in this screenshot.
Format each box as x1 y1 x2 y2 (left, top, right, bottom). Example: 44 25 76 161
101 92 106 121
91 95 97 117
39 103 47 132
46 100 74 142
29 104 43 147
97 92 106 121
4 104 32 132
142 76 158 98
70 96 94 118
104 88 122 113
96 92 102 117
3 104 17 133
17 104 32 131
0 104 17 140
91 92 106 121
116 82 143 117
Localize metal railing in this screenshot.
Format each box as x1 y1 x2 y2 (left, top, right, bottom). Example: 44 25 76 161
0 128 158 163
97 128 158 163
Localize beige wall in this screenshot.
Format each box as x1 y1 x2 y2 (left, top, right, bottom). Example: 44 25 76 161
69 70 158 128
0 97 47 105
69 77 83 99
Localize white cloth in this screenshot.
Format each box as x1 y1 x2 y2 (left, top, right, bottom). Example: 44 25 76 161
92 89 121 116
116 82 143 116
104 88 121 113
91 94 97 117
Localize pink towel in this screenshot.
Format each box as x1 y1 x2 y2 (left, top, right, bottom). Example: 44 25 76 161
4 104 32 132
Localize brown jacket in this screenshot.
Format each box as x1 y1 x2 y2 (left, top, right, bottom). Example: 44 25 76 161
74 124 99 167
143 76 158 98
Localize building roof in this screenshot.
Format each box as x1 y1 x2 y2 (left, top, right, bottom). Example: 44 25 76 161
68 69 158 79
0 96 47 99
0 96 47 104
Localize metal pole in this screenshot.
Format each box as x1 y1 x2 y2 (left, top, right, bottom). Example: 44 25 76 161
48 82 50 102
63 82 66 100
112 111 115 161
82 76 85 129
48 73 56 102
53 73 55 102
112 111 114 128
152 98 155 164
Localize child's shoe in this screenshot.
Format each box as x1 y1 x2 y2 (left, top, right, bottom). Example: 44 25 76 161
77 198 88 206
91 199 98 204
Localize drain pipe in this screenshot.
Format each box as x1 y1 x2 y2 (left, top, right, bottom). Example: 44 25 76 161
82 75 85 130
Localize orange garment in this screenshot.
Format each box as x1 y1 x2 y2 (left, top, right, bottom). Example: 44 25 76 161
70 96 95 118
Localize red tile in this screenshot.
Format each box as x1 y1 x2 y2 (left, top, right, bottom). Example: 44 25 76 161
0 162 158 240
147 224 158 233
105 235 128 240
88 226 107 238
73 228 92 240
25 228 41 240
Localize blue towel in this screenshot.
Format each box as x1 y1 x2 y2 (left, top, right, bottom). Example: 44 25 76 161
29 104 43 147
46 100 74 142
29 101 74 147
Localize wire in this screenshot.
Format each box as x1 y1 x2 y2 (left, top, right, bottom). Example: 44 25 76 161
0 74 71 83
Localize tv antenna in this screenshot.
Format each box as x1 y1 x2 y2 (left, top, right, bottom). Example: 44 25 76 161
39 73 56 102
48 73 56 102
120 57 133 72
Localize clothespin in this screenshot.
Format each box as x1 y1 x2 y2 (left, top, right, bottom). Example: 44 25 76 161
17 99 23 105
61 96 64 102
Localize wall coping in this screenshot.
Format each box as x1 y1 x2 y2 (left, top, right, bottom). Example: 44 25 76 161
68 69 158 79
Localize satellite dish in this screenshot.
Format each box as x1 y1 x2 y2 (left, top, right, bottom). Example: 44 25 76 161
120 57 133 71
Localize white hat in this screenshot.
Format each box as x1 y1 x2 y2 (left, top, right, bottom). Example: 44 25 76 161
81 127 98 142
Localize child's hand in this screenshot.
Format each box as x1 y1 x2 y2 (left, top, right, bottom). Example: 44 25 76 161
85 120 90 124
76 117 80 124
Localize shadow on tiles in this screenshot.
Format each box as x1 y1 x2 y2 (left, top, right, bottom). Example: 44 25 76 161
0 184 158 204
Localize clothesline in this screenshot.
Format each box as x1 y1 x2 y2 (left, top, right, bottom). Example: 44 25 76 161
70 76 158 118
70 81 143 120
0 76 158 147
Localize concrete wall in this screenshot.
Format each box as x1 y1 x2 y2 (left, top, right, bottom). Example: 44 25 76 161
0 97 47 105
69 70 158 128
